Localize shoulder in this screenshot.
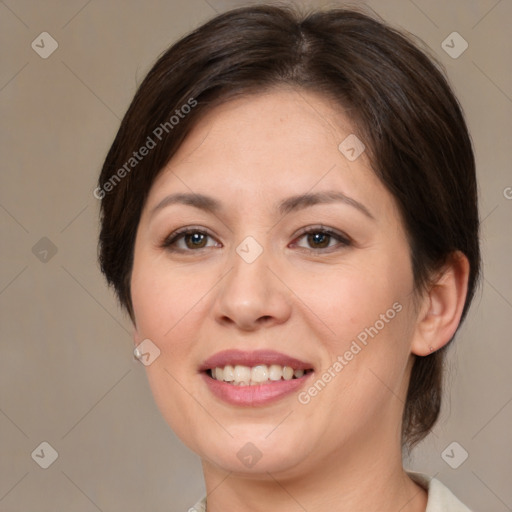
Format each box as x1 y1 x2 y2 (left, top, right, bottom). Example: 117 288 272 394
407 471 473 512
187 497 207 512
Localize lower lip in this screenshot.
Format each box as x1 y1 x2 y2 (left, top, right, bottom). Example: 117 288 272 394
201 372 313 406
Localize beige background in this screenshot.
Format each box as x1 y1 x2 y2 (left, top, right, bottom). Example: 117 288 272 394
1 0 511 510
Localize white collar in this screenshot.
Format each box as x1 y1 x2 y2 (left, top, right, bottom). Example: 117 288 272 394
190 472 472 511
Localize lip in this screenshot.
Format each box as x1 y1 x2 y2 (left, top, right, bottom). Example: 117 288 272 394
199 349 314 407
202 373 313 406
199 349 313 372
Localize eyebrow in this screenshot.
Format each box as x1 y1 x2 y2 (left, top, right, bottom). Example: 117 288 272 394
150 190 374 220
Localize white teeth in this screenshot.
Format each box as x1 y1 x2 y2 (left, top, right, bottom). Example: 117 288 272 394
234 365 251 385
209 364 310 385
251 365 269 383
283 366 294 380
223 365 234 382
268 364 282 381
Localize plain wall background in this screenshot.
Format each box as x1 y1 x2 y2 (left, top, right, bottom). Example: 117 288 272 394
1 0 511 510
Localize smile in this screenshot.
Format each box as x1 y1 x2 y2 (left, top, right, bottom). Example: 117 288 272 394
199 350 315 406
207 364 313 386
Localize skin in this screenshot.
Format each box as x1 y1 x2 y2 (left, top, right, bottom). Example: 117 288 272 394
130 88 469 511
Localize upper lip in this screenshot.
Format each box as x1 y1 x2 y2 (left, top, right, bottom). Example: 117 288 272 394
199 349 314 372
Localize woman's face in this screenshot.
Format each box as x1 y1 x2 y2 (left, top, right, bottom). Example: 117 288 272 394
131 89 422 477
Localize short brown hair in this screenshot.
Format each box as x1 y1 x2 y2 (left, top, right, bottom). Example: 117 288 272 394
97 4 480 448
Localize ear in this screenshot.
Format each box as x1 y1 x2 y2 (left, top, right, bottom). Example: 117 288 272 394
411 251 470 356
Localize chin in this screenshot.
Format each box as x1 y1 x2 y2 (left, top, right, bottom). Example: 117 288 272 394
204 446 304 477
193 428 310 476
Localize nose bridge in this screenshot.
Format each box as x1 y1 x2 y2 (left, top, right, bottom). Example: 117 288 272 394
214 233 290 329
227 234 273 304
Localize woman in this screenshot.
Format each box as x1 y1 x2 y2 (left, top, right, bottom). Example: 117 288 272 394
97 5 479 511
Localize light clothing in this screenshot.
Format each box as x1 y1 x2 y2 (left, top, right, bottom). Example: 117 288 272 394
408 472 472 511
187 472 472 511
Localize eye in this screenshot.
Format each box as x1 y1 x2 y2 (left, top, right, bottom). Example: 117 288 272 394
161 227 220 252
161 225 351 254
291 226 351 252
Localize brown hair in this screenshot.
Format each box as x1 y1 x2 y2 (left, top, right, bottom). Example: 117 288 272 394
97 4 480 448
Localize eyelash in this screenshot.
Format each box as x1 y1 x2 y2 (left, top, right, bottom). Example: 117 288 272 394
160 225 352 254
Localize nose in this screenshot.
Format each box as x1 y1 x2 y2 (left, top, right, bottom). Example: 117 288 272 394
213 242 292 331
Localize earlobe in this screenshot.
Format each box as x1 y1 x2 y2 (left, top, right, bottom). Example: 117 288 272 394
132 327 144 361
411 251 470 356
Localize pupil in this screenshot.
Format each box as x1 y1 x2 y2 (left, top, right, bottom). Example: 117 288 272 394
187 233 206 248
308 233 329 248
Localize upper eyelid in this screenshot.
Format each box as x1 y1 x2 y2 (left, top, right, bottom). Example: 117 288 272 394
292 227 351 248
162 226 217 246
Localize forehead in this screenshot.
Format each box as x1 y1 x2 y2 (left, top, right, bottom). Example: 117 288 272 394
144 88 395 222
169 88 356 172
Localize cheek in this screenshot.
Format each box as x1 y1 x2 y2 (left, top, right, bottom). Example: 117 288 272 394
130 254 212 342
130 259 210 446
310 251 415 405
314 261 411 346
